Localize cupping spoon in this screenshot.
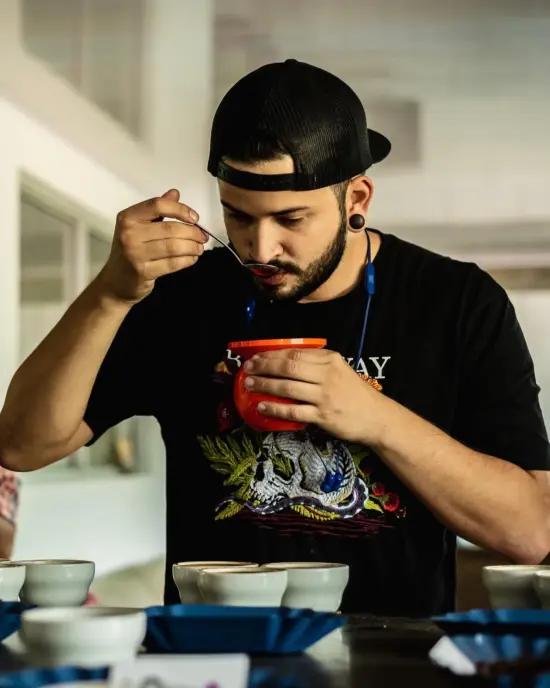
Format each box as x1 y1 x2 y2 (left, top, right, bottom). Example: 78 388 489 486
154 216 280 277
195 223 279 277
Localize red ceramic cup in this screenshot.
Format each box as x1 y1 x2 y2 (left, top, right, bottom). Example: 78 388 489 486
228 338 327 432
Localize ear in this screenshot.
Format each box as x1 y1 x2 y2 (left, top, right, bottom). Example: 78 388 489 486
347 175 374 218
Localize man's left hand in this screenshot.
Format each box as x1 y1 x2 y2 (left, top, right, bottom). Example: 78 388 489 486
242 348 385 444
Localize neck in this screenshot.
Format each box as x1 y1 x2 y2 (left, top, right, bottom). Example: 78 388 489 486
299 230 381 303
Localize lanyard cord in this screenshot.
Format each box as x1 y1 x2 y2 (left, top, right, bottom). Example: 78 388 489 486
244 231 376 369
354 230 375 372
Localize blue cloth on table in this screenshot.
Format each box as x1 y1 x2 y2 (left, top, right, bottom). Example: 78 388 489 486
0 603 34 643
0 665 305 688
143 604 344 655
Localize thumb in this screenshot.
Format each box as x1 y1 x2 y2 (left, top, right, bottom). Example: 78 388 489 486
161 189 180 202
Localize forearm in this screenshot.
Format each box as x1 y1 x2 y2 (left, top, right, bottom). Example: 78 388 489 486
0 277 131 468
0 519 14 559
367 395 550 562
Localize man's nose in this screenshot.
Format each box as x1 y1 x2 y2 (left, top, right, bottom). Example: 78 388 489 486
248 227 282 265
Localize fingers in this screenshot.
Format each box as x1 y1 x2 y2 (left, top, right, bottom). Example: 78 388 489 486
137 237 205 263
244 375 321 404
118 219 207 282
162 189 180 202
117 191 200 225
252 348 332 364
142 255 200 280
243 352 328 383
257 401 318 425
120 221 207 262
143 221 208 244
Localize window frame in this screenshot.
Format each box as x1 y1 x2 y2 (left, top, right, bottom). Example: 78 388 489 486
21 0 145 140
18 175 151 484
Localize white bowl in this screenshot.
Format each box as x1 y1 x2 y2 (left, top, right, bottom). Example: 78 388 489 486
20 607 146 668
15 559 95 607
264 562 349 612
0 562 26 601
482 565 550 609
172 560 258 604
198 566 287 607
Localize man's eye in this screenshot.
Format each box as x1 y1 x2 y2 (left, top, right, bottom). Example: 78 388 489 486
279 217 304 227
227 214 250 224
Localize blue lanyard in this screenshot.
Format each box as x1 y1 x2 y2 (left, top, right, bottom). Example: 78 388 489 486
354 230 375 371
245 232 376 372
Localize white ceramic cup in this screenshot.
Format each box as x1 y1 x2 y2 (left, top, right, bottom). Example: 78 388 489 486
15 559 95 607
172 560 258 604
264 562 349 612
482 565 550 609
20 606 146 668
198 566 288 607
0 562 26 601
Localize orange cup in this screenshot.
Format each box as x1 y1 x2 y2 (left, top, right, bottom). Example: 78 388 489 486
229 338 327 432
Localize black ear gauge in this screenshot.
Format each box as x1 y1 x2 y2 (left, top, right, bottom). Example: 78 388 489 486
349 214 365 231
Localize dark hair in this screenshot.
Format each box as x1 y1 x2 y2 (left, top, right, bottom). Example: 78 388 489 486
333 180 349 218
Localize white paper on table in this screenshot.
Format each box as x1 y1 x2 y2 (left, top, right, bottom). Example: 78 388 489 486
110 654 250 688
428 636 477 676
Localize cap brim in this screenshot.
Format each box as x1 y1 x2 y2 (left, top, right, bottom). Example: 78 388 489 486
368 129 392 164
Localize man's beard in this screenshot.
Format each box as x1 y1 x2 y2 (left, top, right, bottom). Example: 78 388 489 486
254 218 348 302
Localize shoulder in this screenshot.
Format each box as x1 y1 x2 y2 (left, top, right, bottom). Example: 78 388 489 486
381 232 506 308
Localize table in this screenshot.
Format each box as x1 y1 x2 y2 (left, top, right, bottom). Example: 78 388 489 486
252 615 467 688
0 615 475 688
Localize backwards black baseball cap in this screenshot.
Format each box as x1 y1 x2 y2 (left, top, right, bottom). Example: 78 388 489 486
208 59 391 192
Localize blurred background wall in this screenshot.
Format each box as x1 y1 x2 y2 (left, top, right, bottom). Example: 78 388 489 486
0 0 215 573
0 0 548 591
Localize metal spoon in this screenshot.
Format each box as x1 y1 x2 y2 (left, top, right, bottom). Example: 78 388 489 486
195 223 279 277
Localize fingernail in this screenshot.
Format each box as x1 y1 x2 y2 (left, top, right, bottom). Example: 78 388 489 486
190 210 199 222
258 403 267 413
243 361 254 373
244 377 255 389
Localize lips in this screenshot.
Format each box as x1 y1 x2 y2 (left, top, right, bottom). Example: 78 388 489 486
250 266 278 277
260 271 286 286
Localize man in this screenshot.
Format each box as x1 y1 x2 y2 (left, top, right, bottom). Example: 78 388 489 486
1 60 549 616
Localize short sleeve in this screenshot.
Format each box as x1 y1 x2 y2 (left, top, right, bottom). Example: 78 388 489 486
83 294 160 444
83 248 237 445
452 269 550 471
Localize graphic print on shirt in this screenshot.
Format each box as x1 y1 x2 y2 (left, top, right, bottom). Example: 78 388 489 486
197 350 405 537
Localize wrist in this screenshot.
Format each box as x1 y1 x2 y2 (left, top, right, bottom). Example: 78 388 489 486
357 385 395 450
86 277 135 318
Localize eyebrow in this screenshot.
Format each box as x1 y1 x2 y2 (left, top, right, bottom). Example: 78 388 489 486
221 200 311 217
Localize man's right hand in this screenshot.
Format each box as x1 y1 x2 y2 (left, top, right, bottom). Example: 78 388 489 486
97 189 209 304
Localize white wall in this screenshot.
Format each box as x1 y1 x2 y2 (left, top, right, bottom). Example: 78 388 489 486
214 6 550 249
363 18 550 241
0 96 166 575
0 0 215 576
370 96 550 233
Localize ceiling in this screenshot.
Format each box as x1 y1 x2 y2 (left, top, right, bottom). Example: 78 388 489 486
389 219 550 258
214 0 549 101
212 0 550 255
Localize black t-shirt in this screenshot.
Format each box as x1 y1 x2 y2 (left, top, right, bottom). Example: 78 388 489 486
84 232 550 617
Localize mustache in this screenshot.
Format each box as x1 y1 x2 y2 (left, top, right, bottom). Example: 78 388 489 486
228 240 301 276
244 259 302 276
